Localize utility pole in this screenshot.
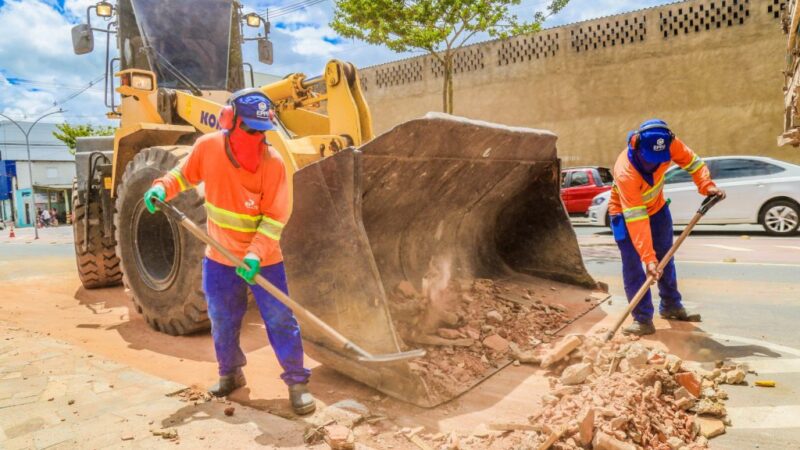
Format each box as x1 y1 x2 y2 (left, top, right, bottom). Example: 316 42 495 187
0 109 65 240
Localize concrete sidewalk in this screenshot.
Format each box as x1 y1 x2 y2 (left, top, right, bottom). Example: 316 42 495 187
0 225 73 245
0 322 307 449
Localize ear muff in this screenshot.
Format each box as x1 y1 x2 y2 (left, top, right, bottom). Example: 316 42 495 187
219 105 235 130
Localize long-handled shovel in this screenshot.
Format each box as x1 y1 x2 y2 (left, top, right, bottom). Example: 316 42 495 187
155 198 426 363
604 194 723 342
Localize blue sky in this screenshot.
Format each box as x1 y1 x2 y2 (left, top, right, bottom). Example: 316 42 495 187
0 0 675 125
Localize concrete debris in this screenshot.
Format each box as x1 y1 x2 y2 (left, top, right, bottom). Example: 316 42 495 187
696 417 726 438
486 310 504 323
692 398 727 417
665 354 683 374
152 428 178 440
524 334 737 449
224 406 235 416
667 436 685 449
623 343 648 369
673 387 695 402
391 277 572 404
482 334 510 353
723 369 746 385
437 328 463 340
324 424 355 450
488 421 537 432
592 431 636 450
578 408 595 446
313 400 368 428
540 335 582 368
509 342 541 364
560 362 593 385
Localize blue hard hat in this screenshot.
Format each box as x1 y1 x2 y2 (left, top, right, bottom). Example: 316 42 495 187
233 92 274 131
634 119 673 164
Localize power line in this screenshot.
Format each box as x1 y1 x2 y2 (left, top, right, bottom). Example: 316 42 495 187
262 0 329 19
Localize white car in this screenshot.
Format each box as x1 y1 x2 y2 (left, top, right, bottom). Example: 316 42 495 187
587 156 800 236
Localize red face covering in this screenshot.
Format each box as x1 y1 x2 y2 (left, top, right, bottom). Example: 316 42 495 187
228 117 264 173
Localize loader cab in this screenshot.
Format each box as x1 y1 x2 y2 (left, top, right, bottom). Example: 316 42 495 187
72 0 273 116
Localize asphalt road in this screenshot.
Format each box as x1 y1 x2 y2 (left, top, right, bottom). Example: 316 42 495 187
1 225 799 448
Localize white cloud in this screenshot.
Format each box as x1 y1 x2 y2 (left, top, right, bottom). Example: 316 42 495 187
0 0 674 126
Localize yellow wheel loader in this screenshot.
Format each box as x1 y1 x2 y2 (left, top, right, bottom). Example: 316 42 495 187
71 0 605 407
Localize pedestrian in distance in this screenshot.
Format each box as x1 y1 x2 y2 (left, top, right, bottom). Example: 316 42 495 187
142 89 316 415
609 119 726 336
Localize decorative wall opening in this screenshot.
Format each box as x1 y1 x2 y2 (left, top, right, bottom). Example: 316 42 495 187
374 60 423 88
768 0 789 19
569 15 647 53
497 32 560 66
660 0 751 38
431 47 486 77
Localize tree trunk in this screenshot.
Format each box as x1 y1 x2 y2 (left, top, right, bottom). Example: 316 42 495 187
441 54 454 114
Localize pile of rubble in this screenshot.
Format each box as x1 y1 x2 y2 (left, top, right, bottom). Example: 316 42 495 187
521 333 743 449
432 334 744 450
389 278 572 401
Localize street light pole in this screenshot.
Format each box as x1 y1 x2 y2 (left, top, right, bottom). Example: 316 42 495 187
0 109 65 240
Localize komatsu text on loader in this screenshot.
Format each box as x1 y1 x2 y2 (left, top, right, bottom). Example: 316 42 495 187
71 0 605 407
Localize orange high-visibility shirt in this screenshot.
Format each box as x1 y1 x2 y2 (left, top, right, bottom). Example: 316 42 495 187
155 131 289 267
608 138 715 265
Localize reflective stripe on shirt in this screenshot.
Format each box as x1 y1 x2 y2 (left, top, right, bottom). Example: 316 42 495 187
257 217 284 241
205 202 261 233
641 176 665 204
169 169 192 192
682 155 705 174
623 206 649 223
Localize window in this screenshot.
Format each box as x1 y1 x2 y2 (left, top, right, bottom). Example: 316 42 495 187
597 168 614 185
664 167 692 184
568 171 590 187
710 159 784 180
560 171 568 188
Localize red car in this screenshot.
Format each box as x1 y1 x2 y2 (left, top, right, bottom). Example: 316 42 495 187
560 167 613 215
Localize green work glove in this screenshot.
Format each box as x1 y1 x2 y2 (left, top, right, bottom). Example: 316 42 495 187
236 256 260 285
143 185 166 214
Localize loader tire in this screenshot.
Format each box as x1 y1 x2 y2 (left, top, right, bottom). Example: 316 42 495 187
72 180 123 288
115 146 210 336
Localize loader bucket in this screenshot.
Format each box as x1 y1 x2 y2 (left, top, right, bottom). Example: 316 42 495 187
281 113 603 407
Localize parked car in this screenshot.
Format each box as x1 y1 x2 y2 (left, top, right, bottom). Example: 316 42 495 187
561 167 613 214
587 156 800 236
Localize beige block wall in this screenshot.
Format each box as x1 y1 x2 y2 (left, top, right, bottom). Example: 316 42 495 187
359 0 800 167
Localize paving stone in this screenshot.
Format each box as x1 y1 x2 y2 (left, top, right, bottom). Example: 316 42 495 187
32 423 75 449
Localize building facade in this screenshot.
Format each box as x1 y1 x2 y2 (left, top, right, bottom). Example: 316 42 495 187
358 0 797 167
0 121 75 228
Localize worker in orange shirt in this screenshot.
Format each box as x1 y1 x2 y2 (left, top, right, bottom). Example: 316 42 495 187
142 89 315 414
609 119 726 336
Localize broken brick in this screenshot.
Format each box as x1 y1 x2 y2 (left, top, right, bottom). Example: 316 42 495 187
482 334 509 353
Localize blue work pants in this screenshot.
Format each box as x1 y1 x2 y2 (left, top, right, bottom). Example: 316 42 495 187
202 257 311 386
614 205 683 322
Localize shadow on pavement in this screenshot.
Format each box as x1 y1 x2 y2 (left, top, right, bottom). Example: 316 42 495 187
162 400 306 448
73 286 269 363
655 324 781 362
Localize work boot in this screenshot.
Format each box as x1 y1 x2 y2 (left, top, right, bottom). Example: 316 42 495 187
208 371 246 397
288 383 316 415
622 320 656 336
660 307 701 322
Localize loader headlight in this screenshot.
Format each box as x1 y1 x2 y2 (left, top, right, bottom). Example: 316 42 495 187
130 74 153 91
95 1 113 17
592 196 607 205
244 13 261 28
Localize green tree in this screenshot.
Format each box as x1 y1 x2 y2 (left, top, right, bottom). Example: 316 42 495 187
331 0 569 113
52 123 115 155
